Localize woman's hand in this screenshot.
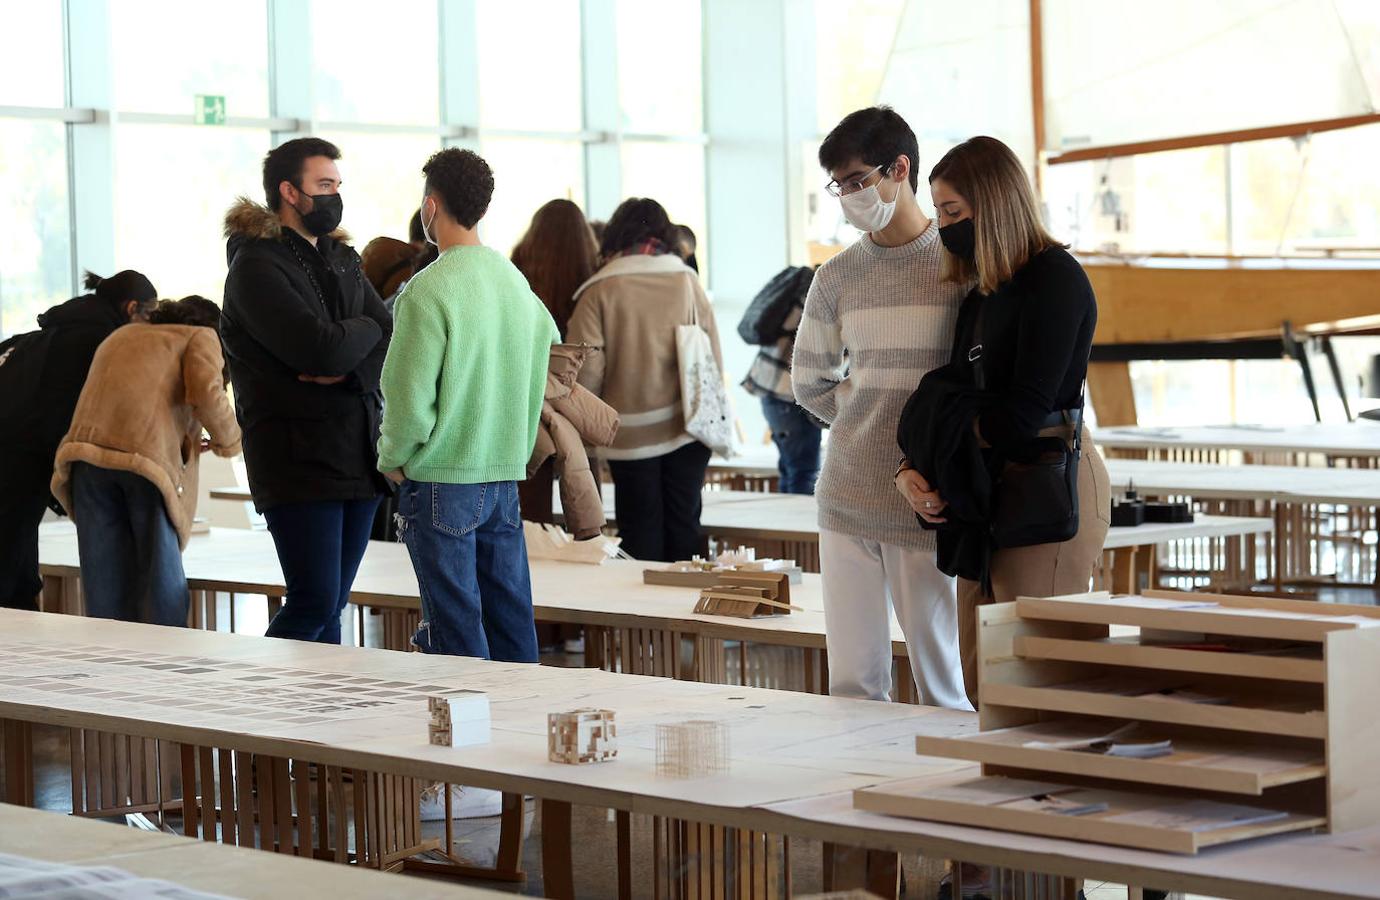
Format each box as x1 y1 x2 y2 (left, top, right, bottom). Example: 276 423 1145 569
895 467 948 523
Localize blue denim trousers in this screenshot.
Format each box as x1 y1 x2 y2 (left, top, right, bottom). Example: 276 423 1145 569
760 395 822 495
263 496 381 644
397 479 538 663
70 462 188 627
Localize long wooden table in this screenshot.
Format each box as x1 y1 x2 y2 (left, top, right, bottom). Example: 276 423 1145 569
1092 422 1380 466
1105 458 1380 587
37 513 1275 693
4 610 1380 900
0 803 503 899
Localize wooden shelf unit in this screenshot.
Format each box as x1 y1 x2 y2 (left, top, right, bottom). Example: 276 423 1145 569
855 589 1380 853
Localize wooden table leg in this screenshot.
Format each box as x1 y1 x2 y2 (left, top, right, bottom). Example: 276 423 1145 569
541 798 575 900
1 720 35 807
1109 546 1138 594
616 809 632 900
865 849 900 899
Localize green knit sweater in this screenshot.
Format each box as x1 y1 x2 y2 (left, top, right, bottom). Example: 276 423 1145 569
378 245 558 484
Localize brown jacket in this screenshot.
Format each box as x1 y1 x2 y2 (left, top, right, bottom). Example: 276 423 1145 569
567 254 723 461
52 324 242 548
528 345 619 539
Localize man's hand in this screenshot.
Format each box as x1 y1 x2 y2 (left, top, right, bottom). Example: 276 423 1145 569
384 469 406 485
895 468 948 524
298 374 347 385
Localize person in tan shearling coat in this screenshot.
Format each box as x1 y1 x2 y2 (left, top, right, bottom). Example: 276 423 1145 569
51 297 242 627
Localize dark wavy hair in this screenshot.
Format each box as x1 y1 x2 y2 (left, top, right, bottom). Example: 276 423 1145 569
422 148 494 230
600 198 675 258
819 106 920 192
511 199 599 336
148 295 223 330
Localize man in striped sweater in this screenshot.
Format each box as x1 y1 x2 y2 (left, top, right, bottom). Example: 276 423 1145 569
792 107 971 710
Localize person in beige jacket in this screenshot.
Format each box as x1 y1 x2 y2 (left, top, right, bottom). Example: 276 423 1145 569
52 297 241 627
567 197 724 562
528 344 620 539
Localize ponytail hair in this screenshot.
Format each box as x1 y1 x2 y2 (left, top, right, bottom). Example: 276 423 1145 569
83 269 159 317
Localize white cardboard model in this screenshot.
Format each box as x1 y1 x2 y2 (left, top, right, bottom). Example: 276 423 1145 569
428 690 491 748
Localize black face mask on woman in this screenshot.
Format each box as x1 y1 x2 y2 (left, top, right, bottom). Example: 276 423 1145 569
295 192 344 237
939 217 976 261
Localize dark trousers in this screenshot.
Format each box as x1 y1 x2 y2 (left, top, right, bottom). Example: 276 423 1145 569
761 395 822 495
263 496 381 644
0 449 52 611
606 441 711 562
71 462 188 627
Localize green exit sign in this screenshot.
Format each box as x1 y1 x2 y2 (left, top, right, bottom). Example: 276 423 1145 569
194 94 226 126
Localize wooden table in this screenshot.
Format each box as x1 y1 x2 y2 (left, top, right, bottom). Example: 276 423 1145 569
1106 459 1380 587
0 802 502 899
1092 422 1380 467
0 607 973 898
3 610 1379 900
38 514 1274 692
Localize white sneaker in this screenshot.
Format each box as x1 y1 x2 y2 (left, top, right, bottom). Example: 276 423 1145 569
419 784 505 821
562 636 586 654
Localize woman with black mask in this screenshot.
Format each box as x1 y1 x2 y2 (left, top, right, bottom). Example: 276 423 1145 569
895 136 1111 711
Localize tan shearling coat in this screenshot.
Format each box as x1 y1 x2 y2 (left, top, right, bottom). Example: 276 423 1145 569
52 324 242 548
528 344 619 539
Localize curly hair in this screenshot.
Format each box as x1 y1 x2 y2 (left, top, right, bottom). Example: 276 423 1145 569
148 295 223 330
422 148 495 230
600 197 675 258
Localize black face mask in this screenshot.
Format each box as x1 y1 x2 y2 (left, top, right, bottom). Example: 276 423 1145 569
295 192 344 237
939 217 976 261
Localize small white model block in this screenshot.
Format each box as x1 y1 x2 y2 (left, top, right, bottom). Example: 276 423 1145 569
428 690 490 747
548 708 618 764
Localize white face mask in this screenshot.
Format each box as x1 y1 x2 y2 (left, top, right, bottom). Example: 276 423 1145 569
840 176 898 233
420 196 438 246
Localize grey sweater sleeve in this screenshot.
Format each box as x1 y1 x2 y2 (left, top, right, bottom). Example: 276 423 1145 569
790 271 845 424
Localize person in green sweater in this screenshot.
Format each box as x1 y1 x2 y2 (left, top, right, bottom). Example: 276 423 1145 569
379 148 559 662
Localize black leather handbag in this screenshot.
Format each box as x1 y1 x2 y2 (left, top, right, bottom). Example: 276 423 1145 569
970 303 1083 549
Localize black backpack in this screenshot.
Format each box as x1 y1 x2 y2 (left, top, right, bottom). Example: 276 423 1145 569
0 328 56 425
736 266 815 346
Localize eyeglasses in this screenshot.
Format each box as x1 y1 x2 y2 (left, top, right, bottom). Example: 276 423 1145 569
825 163 891 198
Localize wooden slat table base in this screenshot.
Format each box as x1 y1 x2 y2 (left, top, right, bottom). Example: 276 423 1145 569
2 720 35 807
177 743 437 869
67 729 178 820
651 815 790 900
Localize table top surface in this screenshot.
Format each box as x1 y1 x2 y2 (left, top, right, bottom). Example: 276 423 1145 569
0 803 503 899
4 610 1379 899
1091 422 1380 456
38 507 1271 652
1106 458 1380 505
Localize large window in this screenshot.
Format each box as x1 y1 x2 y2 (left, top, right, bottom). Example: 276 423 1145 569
476 0 583 132
616 0 702 134
479 138 587 256
311 0 439 125
0 4 64 107
813 0 906 134
0 120 70 337
111 1 269 117
113 125 268 302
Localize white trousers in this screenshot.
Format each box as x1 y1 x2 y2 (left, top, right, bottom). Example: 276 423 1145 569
819 529 971 710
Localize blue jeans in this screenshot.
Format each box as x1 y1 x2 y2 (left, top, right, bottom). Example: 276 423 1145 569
263 496 380 644
397 480 538 663
761 395 822 495
70 462 187 627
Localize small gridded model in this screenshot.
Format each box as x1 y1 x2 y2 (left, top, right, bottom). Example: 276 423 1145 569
644 548 803 588
692 571 797 619
656 720 730 778
548 708 618 764
855 589 1380 853
428 690 491 747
